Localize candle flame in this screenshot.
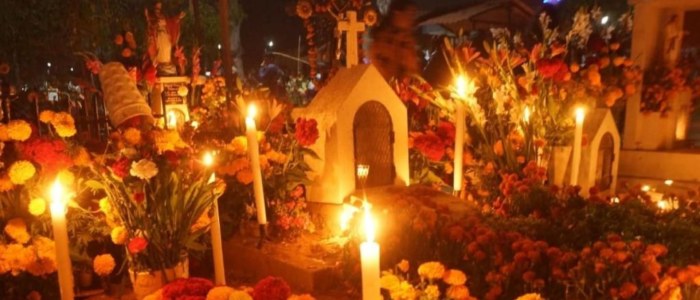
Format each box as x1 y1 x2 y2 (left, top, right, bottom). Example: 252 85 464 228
574 107 586 123
356 164 370 180
203 152 214 167
339 203 358 231
167 111 178 128
641 185 651 192
363 204 376 242
455 75 467 99
657 199 670 210
523 106 531 123
247 104 257 119
454 74 477 101
50 179 66 212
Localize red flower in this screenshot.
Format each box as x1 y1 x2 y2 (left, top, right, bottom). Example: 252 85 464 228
20 137 74 175
133 192 145 204
294 118 319 146
110 157 131 179
412 132 445 161
252 276 291 300
127 237 148 254
163 150 180 167
536 58 566 79
161 277 213 299
436 121 455 145
268 114 287 135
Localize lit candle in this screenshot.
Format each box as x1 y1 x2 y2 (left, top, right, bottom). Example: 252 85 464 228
523 106 531 124
453 75 468 193
167 110 178 129
245 104 267 225
203 152 225 285
570 107 586 186
50 179 74 300
360 204 380 300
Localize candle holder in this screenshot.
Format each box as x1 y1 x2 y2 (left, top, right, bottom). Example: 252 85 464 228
357 164 370 197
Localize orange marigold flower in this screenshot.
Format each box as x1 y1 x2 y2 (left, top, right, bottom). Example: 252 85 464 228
618 282 638 299
417 262 445 280
443 269 467 286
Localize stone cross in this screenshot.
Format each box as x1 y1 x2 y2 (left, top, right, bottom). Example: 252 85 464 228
337 10 365 68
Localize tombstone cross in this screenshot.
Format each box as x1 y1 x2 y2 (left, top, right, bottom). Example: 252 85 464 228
337 10 366 68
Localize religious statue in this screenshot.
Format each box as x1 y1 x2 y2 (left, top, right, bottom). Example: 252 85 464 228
663 14 683 68
145 1 185 76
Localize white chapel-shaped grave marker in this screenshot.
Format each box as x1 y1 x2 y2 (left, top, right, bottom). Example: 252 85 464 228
337 10 366 68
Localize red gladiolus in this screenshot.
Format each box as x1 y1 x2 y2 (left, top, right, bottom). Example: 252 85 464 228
294 118 319 146
127 237 148 254
436 121 456 145
536 58 566 79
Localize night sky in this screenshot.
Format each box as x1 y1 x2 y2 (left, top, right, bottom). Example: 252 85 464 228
239 0 304 73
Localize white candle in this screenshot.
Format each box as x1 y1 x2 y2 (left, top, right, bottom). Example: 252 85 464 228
50 180 74 300
570 107 586 186
360 205 380 300
523 106 531 124
453 75 469 193
203 152 226 285
245 105 267 225
167 110 178 129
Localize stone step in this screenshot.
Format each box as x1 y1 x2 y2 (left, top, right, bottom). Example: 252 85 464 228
223 228 341 294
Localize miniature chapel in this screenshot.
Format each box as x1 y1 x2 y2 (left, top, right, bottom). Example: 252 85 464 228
292 64 409 203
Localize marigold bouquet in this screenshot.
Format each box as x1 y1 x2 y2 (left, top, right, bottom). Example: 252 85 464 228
86 125 224 272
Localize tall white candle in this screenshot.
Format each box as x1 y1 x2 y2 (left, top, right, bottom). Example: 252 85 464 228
454 101 465 193
246 105 267 225
453 75 469 193
570 107 586 186
360 204 380 300
203 152 226 285
50 180 74 300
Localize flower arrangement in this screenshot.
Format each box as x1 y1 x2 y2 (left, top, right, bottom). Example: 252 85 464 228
338 165 700 299
86 125 224 272
0 113 111 298
144 276 315 300
641 64 693 114
191 87 319 240
380 260 476 300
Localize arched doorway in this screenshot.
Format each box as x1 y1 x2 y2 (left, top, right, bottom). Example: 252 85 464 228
595 133 615 190
353 101 395 188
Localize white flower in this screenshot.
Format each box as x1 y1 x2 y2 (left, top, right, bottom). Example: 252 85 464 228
130 159 158 180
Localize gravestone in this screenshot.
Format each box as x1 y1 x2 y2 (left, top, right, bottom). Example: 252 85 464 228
620 0 700 185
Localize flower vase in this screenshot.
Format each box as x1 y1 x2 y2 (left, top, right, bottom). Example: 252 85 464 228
548 145 572 187
128 258 189 300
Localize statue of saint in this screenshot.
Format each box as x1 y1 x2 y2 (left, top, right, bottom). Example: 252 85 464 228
145 2 185 75
663 14 683 68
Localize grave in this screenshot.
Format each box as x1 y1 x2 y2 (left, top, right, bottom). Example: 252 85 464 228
620 0 700 186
